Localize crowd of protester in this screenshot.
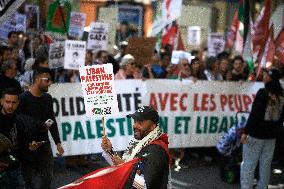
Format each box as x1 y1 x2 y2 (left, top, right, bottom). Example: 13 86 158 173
1 26 284 189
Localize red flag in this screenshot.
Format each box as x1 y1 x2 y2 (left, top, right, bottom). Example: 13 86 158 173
162 21 184 51
252 0 271 55
226 11 239 49
257 25 274 76
59 158 140 189
275 28 284 65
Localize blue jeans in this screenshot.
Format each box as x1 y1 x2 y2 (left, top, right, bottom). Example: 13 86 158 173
240 136 276 189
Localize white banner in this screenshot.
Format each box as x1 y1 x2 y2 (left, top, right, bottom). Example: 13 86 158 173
69 12 86 39
208 33 225 57
49 80 263 156
171 51 193 64
64 40 86 70
87 22 109 50
79 64 119 117
188 26 201 46
49 42 65 69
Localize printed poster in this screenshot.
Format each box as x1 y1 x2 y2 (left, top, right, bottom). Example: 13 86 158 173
25 4 39 31
187 26 201 46
0 13 26 40
64 40 86 70
49 41 65 69
208 33 225 57
87 22 109 51
69 12 86 39
79 64 119 117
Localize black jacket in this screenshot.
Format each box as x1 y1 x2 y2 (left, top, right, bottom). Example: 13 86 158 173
132 144 170 189
244 88 284 139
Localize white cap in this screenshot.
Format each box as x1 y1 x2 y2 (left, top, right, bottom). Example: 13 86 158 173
120 54 135 67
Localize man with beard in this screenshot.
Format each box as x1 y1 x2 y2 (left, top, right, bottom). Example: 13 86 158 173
18 67 64 189
0 88 25 189
101 106 170 189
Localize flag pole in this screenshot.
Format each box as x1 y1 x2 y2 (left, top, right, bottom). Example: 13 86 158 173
102 116 106 136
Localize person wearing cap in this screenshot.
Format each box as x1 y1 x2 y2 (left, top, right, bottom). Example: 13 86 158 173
101 106 170 189
240 68 284 189
115 54 140 80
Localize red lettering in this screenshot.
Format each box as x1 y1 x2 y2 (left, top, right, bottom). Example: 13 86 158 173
201 94 209 111
158 93 169 111
243 95 252 111
193 94 199 111
228 95 234 111
220 95 227 111
170 93 178 111
210 94 216 111
149 93 157 110
80 76 85 82
234 95 243 112
179 93 188 111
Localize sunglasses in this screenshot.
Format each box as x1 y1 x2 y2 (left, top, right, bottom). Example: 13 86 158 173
39 77 51 82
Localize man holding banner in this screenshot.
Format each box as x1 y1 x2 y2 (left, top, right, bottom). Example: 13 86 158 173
101 106 170 189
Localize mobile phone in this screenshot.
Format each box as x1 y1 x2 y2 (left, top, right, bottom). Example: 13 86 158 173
45 119 54 126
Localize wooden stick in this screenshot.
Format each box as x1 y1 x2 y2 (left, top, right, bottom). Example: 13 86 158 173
102 116 106 137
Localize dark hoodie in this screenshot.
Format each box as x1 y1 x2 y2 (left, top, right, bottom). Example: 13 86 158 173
244 73 284 139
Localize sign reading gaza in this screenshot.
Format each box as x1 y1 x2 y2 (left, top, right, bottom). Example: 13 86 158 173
49 80 262 156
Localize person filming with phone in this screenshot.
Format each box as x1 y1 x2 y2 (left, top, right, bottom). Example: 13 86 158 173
18 67 64 189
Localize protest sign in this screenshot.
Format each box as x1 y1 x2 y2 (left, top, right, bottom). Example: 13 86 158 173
0 13 26 40
46 1 71 34
79 64 119 118
49 41 65 69
64 40 86 70
208 33 225 57
25 4 39 31
87 22 109 50
171 51 193 64
49 80 262 156
69 12 86 39
126 37 156 66
187 26 201 46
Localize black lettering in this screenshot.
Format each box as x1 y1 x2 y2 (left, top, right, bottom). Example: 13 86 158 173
69 97 75 116
76 97 86 115
134 93 141 110
123 93 132 111
117 94 122 112
61 98 68 116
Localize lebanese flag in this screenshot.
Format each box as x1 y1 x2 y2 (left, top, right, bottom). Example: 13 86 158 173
226 11 239 49
275 28 284 65
162 21 185 51
59 158 140 189
252 0 271 55
256 25 274 76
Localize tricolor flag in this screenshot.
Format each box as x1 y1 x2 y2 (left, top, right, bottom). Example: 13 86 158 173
59 158 141 189
275 28 284 65
257 25 275 76
252 0 271 55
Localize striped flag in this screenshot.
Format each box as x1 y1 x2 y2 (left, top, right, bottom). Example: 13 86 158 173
226 11 239 49
234 0 245 54
162 21 185 51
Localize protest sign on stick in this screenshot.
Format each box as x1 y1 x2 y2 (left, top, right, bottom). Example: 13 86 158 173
69 12 86 39
208 33 225 57
87 22 109 51
64 40 86 70
49 41 65 69
126 37 156 66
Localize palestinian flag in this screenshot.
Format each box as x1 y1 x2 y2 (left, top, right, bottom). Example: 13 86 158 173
59 158 141 189
162 21 185 51
226 11 238 49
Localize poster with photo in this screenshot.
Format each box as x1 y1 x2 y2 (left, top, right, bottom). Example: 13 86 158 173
69 12 86 39
187 26 201 46
208 33 225 57
49 41 65 69
0 13 26 40
64 40 86 70
25 4 39 31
